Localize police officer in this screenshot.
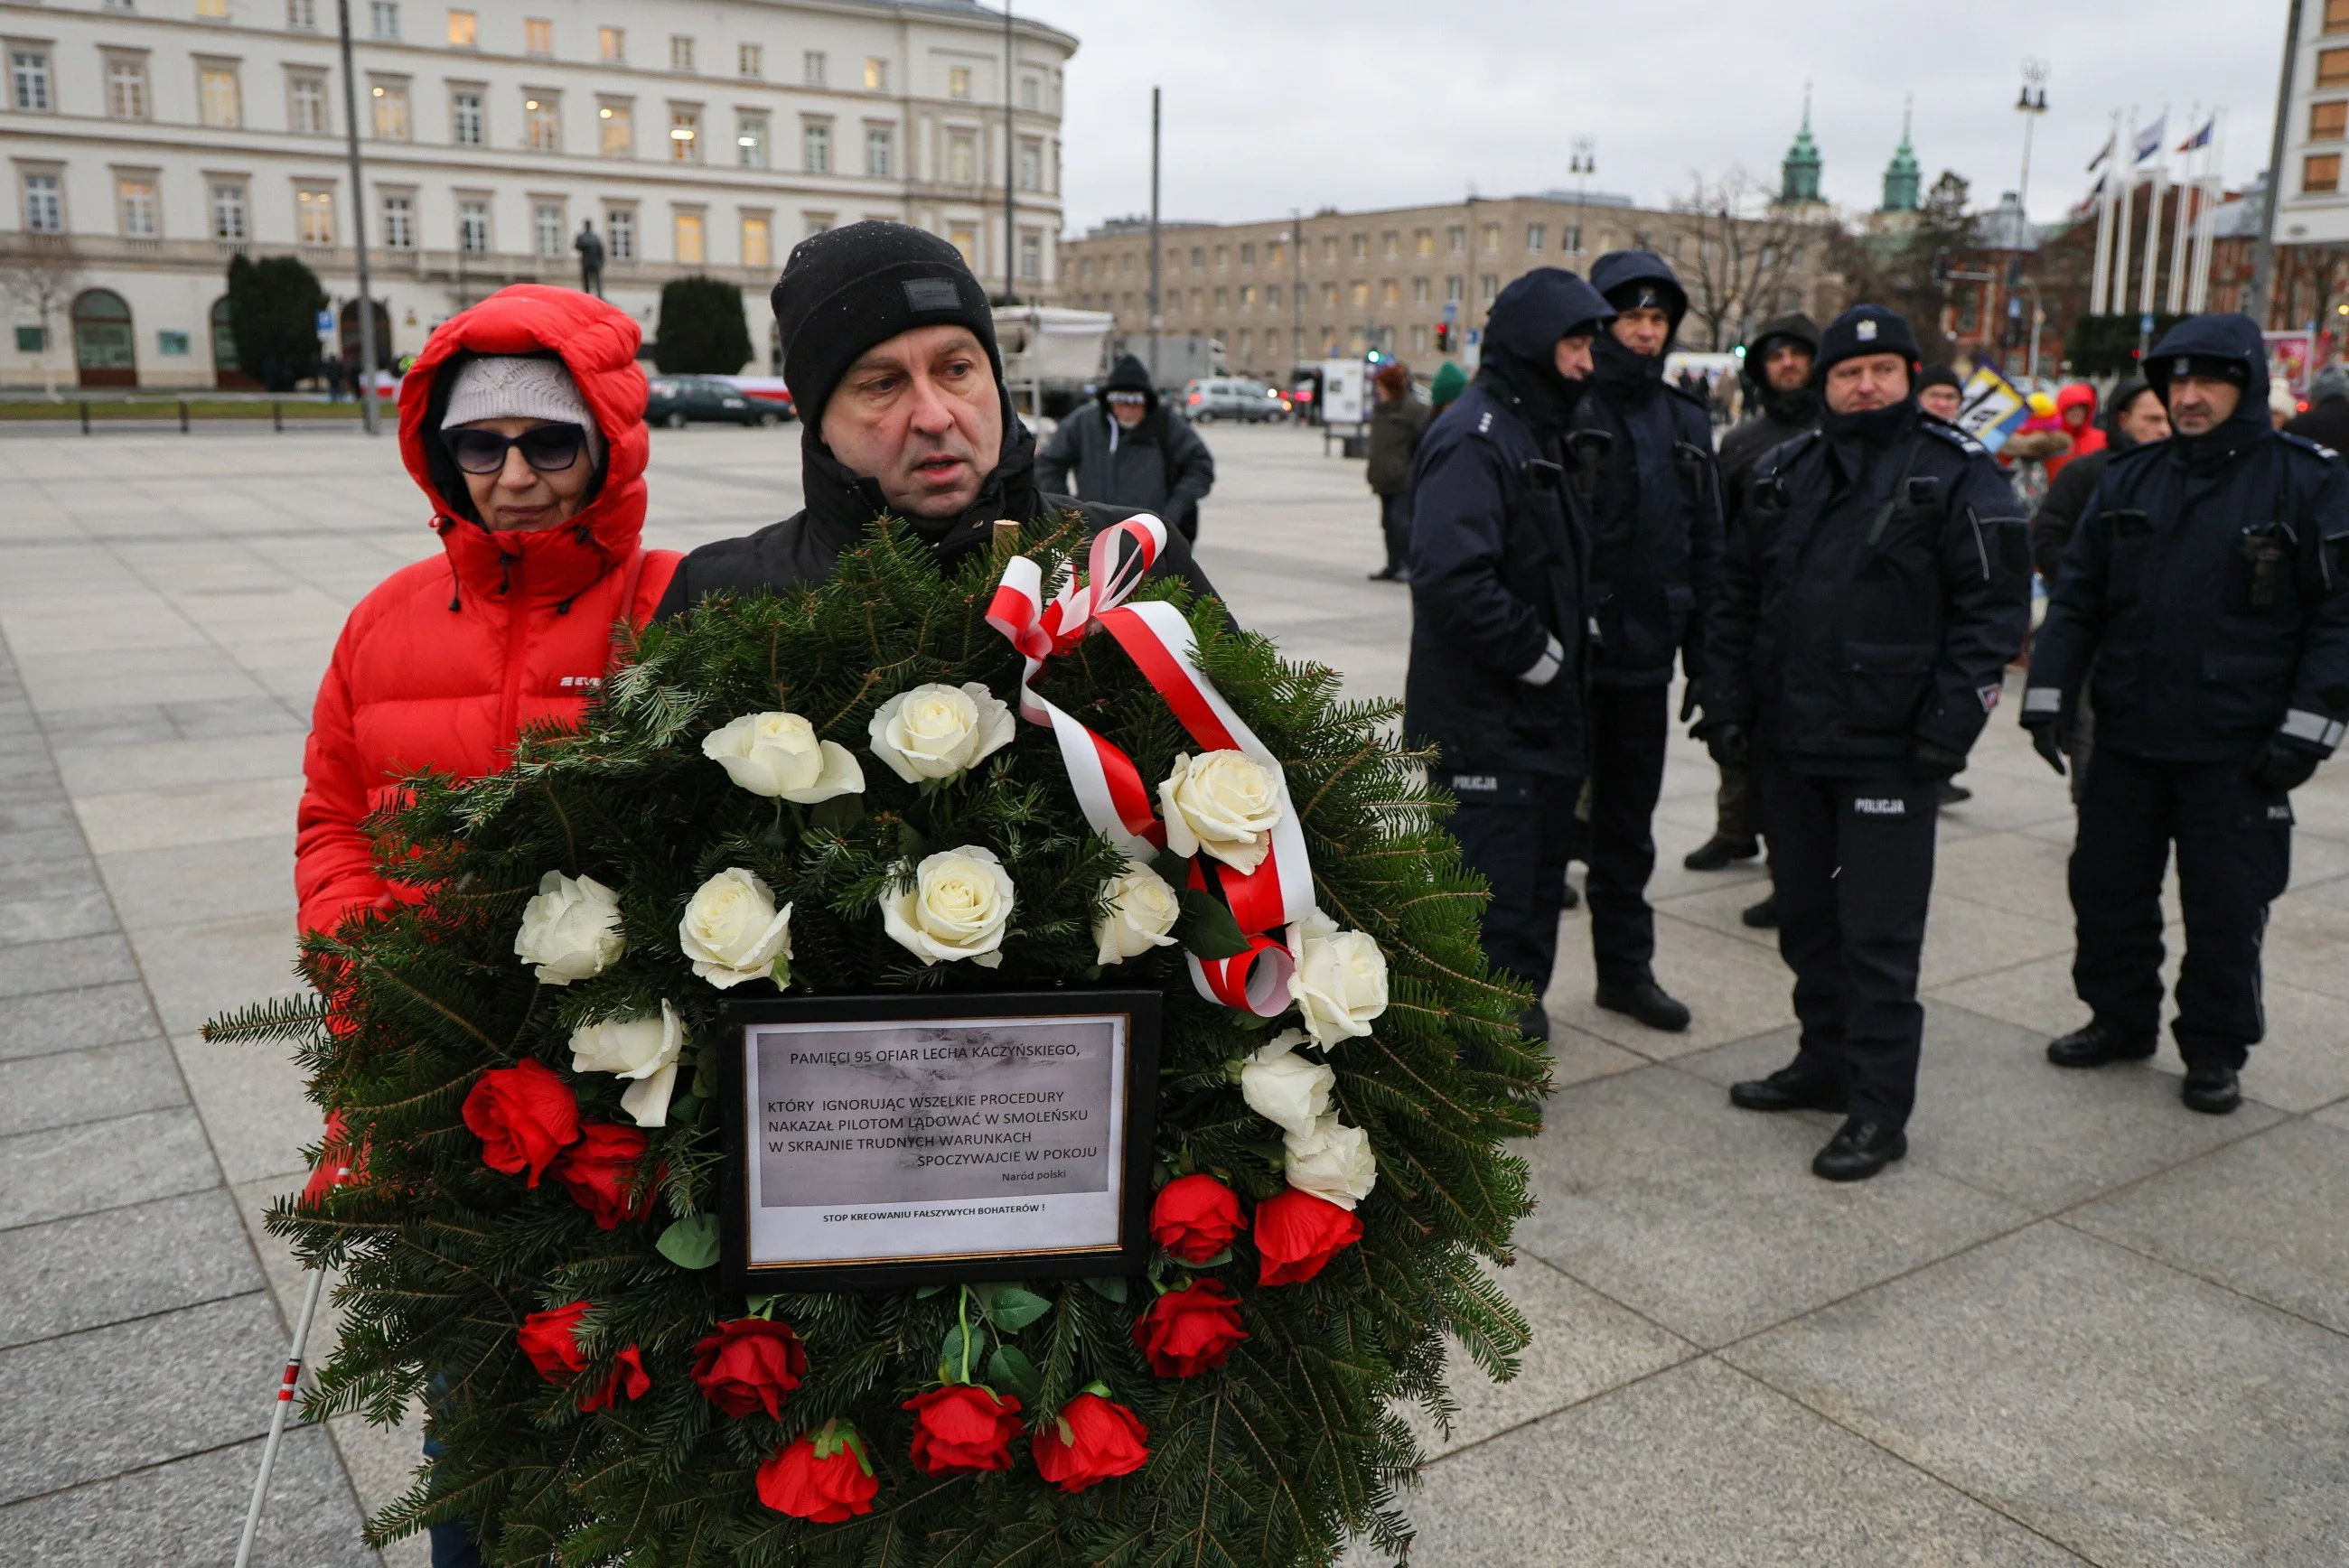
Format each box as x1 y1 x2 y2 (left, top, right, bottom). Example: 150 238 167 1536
2022 313 2349 1115
1567 250 1726 1031
1406 268 1615 1041
1700 305 2030 1181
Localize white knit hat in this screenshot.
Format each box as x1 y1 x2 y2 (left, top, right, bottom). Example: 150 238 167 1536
442 355 596 438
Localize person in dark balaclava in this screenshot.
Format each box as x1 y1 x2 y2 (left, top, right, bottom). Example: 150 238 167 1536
1699 303 2031 1181
1035 351 1216 542
656 221 1215 616
1562 250 1725 1033
1404 266 1614 1046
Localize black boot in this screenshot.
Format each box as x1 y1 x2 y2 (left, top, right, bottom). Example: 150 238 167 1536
1559 880 1580 911
2045 1020 2157 1069
1367 565 1402 582
1594 979 1690 1032
1729 1062 1845 1113
1935 779 1972 807
2181 1064 2242 1115
1516 1003 1551 1043
1740 893 1778 929
1683 835 1761 871
1811 1118 1907 1181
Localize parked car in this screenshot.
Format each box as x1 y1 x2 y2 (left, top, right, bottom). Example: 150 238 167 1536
646 376 781 427
1184 377 1288 423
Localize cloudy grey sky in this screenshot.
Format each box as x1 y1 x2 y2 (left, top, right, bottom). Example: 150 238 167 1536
1021 0 2289 237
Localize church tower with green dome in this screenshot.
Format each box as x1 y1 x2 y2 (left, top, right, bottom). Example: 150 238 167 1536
1780 86 1823 207
1879 98 1921 213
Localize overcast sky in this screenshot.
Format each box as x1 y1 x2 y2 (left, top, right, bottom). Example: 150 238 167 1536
1022 0 2290 237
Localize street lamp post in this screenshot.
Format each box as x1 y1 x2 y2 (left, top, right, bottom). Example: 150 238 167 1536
1570 135 1596 258
1146 87 1160 387
2250 0 2306 323
335 0 378 435
2016 61 2048 239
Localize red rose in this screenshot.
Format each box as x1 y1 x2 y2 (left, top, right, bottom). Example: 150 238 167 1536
550 1123 653 1228
903 1384 1023 1474
463 1058 580 1186
578 1344 650 1411
1148 1173 1246 1264
1033 1392 1149 1493
1253 1187 1364 1286
1131 1279 1249 1378
757 1426 879 1522
517 1302 592 1382
692 1319 809 1419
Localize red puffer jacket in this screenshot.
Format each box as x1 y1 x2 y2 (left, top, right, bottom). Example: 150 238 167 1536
295 285 679 936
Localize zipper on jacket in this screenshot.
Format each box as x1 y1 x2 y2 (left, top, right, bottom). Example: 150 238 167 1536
498 552 529 752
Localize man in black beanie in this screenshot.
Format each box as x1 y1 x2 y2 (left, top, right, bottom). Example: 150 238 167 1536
1698 303 2030 1181
1915 363 1965 424
656 221 1213 614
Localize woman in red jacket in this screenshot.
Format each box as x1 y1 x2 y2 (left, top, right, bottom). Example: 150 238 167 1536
295 285 678 936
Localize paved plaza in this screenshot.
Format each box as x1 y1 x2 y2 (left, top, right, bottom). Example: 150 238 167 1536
2 418 2346 1565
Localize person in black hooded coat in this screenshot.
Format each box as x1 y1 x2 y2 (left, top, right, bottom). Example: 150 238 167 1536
656 222 1214 618
1563 249 1726 1032
1035 351 1216 542
1404 266 1615 1042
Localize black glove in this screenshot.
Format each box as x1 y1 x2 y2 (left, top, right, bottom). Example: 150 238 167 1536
1912 740 1968 782
2023 719 2068 777
2251 740 2323 792
1703 723 1749 770
1679 683 1700 723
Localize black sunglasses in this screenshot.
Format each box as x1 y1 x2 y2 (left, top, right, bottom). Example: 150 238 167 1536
442 423 589 475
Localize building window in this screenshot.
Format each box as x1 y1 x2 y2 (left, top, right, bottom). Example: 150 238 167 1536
458 197 489 252
1415 228 1434 257
287 0 316 28
210 181 248 241
158 330 191 355
803 119 830 173
949 130 979 184
803 50 826 86
669 35 693 71
2330 0 2349 33
1191 246 1203 268
524 17 552 54
865 57 887 91
1446 225 1465 254
370 1 398 39
1350 233 1367 261
1410 275 1430 303
1240 283 1256 308
1527 223 1547 252
371 80 409 140
2307 153 2344 193
534 201 563 256
23 173 62 233
197 65 241 128
742 212 770 268
670 106 701 162
297 186 334 244
1445 275 1464 302
1380 279 1399 305
11 48 51 112
949 224 976 267
1481 274 1500 302
1410 324 1428 353
735 114 766 167
674 210 704 264
865 124 893 176
599 99 632 157
117 176 157 237
598 26 622 62
606 207 633 258
452 89 483 145
290 72 327 134
2322 47 2349 87
1017 140 1041 191
1349 281 1367 308
1020 74 1038 111
948 65 971 100
2314 100 2348 142
1380 231 1397 260
524 93 558 151
1565 222 1583 254
805 212 832 237
107 56 151 120
1481 223 1502 255
738 42 761 79
381 192 414 247
447 9 475 47
1266 282 1280 308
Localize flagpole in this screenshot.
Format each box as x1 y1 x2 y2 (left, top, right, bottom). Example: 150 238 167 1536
2138 106 2168 334
2191 110 2225 313
2167 107 2197 315
2091 110 2120 313
2114 107 2138 329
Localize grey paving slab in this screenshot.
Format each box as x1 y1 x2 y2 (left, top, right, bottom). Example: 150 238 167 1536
0 1038 186 1139
96 833 295 932
1513 1065 2031 1347
0 1107 220 1230
129 910 302 1038
0 982 162 1061
0 1189 262 1349
1540 910 1800 1064
1388 1358 2084 1567
0 886 117 947
1725 1222 2349 1568
0 930 141 1001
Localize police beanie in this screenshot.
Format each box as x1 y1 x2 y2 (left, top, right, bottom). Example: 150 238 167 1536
1916 362 1963 395
770 220 1001 430
1813 304 1922 378
2149 353 2251 394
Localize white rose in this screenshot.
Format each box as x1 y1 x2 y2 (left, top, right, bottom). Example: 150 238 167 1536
678 867 793 990
568 998 686 1127
700 710 865 803
882 845 1015 967
1240 1028 1334 1138
1284 1113 1378 1209
1288 907 1390 1048
512 871 625 986
867 682 1015 784
1157 751 1281 875
1093 859 1181 966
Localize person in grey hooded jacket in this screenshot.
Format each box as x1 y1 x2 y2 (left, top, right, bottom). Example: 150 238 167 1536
1036 352 1216 541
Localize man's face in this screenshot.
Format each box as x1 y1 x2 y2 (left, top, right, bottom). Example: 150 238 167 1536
1610 305 1671 358
2116 388 2172 445
1554 333 1596 380
1107 391 1147 428
1762 341 1812 392
819 325 1004 519
1823 353 1912 415
2166 373 2240 437
1918 384 1963 421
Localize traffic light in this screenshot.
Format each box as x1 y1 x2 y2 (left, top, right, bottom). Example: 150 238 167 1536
1435 322 1451 353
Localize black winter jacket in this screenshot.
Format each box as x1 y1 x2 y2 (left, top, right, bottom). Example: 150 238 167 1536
2027 443 2122 584
1034 397 1215 536
1704 404 2031 776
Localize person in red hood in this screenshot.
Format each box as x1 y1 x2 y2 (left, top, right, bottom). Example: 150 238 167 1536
2043 382 2105 480
295 285 678 937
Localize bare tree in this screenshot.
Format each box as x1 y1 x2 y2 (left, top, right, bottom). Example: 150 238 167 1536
0 237 82 400
1633 167 1811 350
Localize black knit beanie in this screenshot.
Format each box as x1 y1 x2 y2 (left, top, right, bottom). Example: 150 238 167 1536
1812 304 1922 380
771 220 1001 431
1916 362 1963 395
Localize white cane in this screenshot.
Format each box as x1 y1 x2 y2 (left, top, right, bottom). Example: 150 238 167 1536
233 1265 329 1568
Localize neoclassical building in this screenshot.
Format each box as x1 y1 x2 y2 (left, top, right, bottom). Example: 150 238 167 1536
1 0 1072 388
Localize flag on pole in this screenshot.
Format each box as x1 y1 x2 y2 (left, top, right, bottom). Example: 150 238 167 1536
2177 118 2213 153
2087 132 2114 172
2133 114 2168 163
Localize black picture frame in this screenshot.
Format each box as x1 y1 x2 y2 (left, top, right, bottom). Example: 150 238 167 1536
717 989 1161 1293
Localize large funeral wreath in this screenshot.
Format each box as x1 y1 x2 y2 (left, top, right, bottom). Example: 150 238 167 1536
212 514 1547 1567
